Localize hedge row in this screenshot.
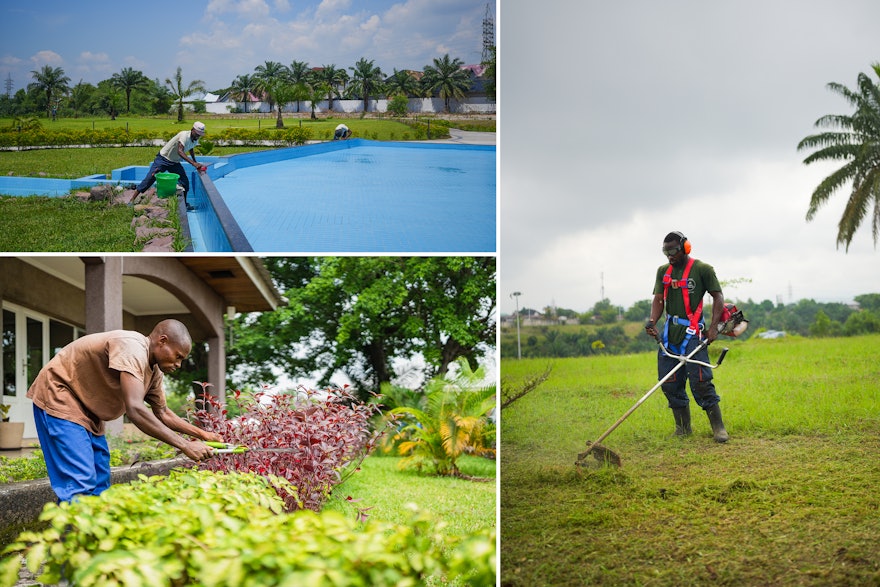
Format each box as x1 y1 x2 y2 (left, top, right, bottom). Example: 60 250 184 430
0 126 314 148
0 469 495 587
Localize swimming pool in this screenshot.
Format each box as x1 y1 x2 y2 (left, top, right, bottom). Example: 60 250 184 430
200 140 495 252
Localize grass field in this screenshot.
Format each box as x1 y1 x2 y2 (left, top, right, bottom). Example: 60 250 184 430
500 335 880 586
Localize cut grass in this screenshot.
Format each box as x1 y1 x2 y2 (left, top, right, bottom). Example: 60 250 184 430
501 335 880 586
0 195 138 251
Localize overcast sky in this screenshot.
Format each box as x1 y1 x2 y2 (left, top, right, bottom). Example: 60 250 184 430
500 1 880 315
0 0 490 91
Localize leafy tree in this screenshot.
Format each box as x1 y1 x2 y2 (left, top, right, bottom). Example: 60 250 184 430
228 257 496 399
315 64 347 112
28 65 70 118
797 62 880 250
165 66 205 123
149 79 175 116
110 67 148 113
95 80 124 120
229 74 257 113
844 310 880 335
68 81 95 118
391 358 496 477
855 293 880 313
421 54 470 113
349 58 383 113
387 93 409 117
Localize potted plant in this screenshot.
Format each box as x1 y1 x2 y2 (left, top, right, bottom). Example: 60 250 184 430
0 403 24 450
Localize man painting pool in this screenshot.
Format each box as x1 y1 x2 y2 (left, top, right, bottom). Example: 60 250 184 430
129 121 208 211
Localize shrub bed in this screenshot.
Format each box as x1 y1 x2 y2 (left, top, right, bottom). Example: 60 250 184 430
0 126 313 149
0 468 495 586
192 385 388 512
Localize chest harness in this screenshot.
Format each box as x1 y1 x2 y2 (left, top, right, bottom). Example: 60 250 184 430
662 258 704 354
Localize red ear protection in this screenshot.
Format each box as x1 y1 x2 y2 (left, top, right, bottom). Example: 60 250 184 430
671 231 691 255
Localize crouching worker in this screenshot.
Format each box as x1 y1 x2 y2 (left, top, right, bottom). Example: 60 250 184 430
129 121 208 211
27 319 223 502
333 123 352 140
644 231 729 443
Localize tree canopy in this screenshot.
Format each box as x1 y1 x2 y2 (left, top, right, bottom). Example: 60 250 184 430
227 257 496 399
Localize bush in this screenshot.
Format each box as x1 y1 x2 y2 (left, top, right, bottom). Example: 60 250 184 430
0 469 495 587
192 385 388 512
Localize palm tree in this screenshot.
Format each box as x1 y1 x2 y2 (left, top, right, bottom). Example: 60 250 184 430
421 54 471 113
391 358 496 477
229 74 257 113
254 60 290 121
316 64 347 112
165 66 206 123
288 60 314 112
309 83 330 120
798 62 880 250
110 67 148 113
349 58 383 114
385 68 421 99
28 65 70 118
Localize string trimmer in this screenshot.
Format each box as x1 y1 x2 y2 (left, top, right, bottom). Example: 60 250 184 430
575 305 747 467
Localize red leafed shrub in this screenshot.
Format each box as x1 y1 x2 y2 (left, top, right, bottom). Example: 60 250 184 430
191 384 386 512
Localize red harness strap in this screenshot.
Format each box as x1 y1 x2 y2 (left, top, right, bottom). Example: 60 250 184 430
662 258 703 333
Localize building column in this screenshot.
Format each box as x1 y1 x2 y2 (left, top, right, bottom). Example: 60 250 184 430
82 257 125 435
207 335 226 405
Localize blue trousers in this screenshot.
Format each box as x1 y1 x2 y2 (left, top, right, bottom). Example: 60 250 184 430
136 154 189 198
33 405 111 502
657 336 720 410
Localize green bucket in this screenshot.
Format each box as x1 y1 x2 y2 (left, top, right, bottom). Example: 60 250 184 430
155 172 179 198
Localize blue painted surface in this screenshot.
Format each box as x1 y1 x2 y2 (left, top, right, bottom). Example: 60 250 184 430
211 141 496 252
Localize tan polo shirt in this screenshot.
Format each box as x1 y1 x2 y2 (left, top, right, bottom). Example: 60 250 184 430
27 330 166 435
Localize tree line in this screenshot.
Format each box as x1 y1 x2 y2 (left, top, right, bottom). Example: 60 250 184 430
502 293 880 359
167 257 496 403
0 49 496 124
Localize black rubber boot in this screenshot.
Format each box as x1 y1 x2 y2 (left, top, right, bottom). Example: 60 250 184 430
672 406 692 436
706 404 729 443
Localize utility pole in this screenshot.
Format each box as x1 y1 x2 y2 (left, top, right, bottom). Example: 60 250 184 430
4 73 12 98
510 291 522 360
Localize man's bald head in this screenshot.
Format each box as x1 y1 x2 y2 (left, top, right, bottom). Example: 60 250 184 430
149 320 192 373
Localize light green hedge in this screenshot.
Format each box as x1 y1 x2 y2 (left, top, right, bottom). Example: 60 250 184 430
0 468 495 587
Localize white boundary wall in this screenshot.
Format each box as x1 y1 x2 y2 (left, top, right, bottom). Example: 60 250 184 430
206 96 495 115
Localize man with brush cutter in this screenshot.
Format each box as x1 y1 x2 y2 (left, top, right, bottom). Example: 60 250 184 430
645 231 730 443
26 319 223 502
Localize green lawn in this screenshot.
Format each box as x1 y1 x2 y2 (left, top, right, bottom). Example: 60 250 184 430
0 195 139 251
501 335 880 586
325 454 496 537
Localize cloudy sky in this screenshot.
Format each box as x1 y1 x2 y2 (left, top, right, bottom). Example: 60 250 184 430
0 0 489 91
500 1 880 315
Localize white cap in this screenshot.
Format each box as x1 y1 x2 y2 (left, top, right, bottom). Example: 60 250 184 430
192 121 206 136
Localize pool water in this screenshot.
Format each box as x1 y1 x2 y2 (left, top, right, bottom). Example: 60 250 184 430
210 142 495 252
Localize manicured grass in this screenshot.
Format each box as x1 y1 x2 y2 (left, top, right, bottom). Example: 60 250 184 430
325 454 496 537
0 195 139 251
501 335 880 586
0 146 266 179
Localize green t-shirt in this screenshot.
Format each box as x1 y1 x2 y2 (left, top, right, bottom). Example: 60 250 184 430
653 258 721 345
